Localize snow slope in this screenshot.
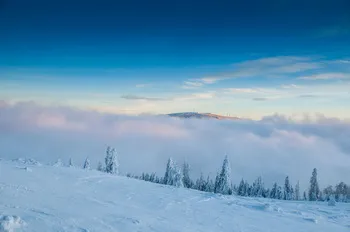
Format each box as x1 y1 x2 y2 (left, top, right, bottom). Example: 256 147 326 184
0 160 349 232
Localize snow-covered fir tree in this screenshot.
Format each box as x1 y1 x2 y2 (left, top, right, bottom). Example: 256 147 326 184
195 173 206 191
163 158 183 187
68 158 74 167
328 194 336 206
294 181 300 200
251 176 264 197
276 186 283 199
237 179 246 196
173 167 184 187
283 176 292 200
83 157 91 170
105 146 119 175
270 182 278 199
182 162 193 188
244 181 250 197
214 155 232 195
303 191 307 201
335 182 348 202
323 185 333 201
205 175 214 192
97 161 104 172
164 158 175 185
53 159 63 167
308 168 320 201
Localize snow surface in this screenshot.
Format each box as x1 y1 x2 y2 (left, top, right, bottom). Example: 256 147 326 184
0 160 349 232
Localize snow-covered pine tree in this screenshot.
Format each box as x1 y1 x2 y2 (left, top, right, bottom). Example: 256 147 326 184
294 181 300 200
195 173 206 191
323 185 333 201
97 161 104 172
109 150 119 175
277 186 283 199
164 158 175 185
308 168 320 201
205 175 213 192
105 146 112 172
244 181 250 197
53 159 63 167
335 182 347 202
283 176 291 200
105 147 119 175
303 191 307 201
173 166 184 187
83 157 91 170
290 186 295 201
163 158 183 187
182 162 193 188
149 173 156 183
214 155 232 195
252 176 264 197
263 188 270 198
328 194 336 206
270 182 278 199
69 158 74 167
214 172 220 193
238 179 245 196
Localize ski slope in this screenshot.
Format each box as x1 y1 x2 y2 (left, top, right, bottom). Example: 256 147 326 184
0 160 349 232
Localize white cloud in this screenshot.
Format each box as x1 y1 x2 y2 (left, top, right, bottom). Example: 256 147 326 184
175 92 216 101
135 84 152 88
299 73 350 80
1 101 350 190
200 77 221 84
121 95 169 101
185 56 322 86
224 88 258 94
280 84 301 89
182 81 204 89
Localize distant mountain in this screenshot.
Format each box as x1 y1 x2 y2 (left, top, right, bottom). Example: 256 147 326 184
167 112 239 120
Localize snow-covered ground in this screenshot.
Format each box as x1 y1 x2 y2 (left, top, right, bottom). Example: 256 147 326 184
0 160 349 232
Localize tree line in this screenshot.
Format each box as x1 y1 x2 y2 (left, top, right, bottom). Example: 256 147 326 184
68 146 350 203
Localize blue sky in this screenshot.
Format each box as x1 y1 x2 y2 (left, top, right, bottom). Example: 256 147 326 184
1 0 350 118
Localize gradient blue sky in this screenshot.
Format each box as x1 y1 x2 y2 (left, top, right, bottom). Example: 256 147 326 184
1 0 350 118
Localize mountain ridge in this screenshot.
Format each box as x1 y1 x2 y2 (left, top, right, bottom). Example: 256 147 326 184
167 112 240 120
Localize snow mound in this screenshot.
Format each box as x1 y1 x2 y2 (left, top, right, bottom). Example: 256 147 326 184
0 215 25 232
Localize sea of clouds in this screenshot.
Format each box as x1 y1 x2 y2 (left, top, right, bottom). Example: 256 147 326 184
1 100 349 190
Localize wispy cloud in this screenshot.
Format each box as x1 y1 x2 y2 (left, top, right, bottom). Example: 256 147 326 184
135 84 152 88
252 97 269 101
225 88 258 94
200 77 222 84
121 95 169 101
175 92 216 101
188 56 322 85
298 94 318 98
182 81 204 89
299 73 350 80
281 84 302 89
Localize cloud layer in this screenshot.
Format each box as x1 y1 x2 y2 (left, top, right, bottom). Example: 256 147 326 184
1 101 350 190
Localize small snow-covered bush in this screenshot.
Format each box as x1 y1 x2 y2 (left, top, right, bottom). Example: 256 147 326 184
328 195 336 206
0 215 25 232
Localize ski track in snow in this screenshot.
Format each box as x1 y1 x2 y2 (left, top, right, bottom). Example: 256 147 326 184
0 160 349 232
